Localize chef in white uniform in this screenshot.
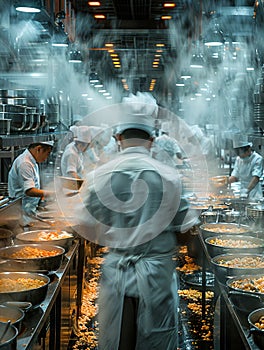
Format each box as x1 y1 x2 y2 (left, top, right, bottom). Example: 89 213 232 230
8 140 54 225
228 135 264 200
74 94 199 350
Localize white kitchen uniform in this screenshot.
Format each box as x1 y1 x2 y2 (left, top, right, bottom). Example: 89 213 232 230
8 149 41 224
60 142 84 178
231 151 264 200
152 134 182 167
76 146 198 350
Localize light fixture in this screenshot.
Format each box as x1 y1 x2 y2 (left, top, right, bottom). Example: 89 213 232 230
163 2 176 8
190 53 205 69
88 1 101 6
68 50 83 63
51 28 69 47
14 0 42 13
204 24 224 47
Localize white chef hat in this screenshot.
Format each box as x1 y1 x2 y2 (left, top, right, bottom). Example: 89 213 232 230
75 126 92 143
70 125 78 138
117 92 157 135
89 126 112 146
233 134 252 148
189 125 204 141
40 140 54 147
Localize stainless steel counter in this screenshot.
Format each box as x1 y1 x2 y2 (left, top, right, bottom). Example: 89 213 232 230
16 239 83 350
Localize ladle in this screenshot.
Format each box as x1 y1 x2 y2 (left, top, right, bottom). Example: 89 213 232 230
0 320 11 344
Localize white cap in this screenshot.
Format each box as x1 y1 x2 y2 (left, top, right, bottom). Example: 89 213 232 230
40 140 54 147
190 125 203 140
233 134 252 148
70 125 78 138
161 122 170 133
75 126 91 143
116 93 157 135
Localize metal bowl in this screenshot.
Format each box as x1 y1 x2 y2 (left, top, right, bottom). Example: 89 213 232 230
248 308 264 349
0 271 50 306
0 321 18 350
211 253 264 284
205 235 264 258
200 222 252 240
15 230 74 250
0 244 65 273
0 305 24 334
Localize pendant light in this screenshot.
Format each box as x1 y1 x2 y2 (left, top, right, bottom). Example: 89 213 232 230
14 0 43 13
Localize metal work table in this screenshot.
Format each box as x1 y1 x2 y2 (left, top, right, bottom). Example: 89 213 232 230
16 239 84 350
198 231 262 350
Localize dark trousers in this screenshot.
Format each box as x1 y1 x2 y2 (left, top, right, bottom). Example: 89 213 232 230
118 296 139 350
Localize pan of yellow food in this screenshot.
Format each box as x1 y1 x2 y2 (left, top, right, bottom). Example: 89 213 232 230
0 244 65 273
0 271 50 306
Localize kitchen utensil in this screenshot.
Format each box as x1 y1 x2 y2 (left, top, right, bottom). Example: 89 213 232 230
0 321 11 344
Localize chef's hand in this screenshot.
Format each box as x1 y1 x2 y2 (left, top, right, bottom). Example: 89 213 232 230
240 188 249 199
42 190 55 202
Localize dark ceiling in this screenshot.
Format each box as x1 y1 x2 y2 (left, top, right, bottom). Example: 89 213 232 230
67 0 261 97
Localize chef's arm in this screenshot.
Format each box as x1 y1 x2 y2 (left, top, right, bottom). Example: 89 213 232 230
228 175 238 184
247 176 260 193
66 171 82 180
25 188 54 199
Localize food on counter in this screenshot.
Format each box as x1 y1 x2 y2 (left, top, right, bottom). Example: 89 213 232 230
254 316 264 330
208 238 259 248
2 246 60 259
0 277 46 292
202 223 249 233
216 256 264 268
37 230 73 241
178 289 214 301
230 276 264 293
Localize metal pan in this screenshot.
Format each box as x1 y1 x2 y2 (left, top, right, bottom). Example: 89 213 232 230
15 230 74 250
0 305 24 334
0 271 50 306
199 222 252 240
211 253 264 284
205 235 264 258
0 244 65 272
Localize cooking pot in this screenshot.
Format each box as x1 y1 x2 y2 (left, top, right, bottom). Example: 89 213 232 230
0 271 50 306
0 244 65 272
0 305 24 334
200 210 223 224
248 308 264 349
223 210 241 223
15 230 74 250
0 322 18 350
205 235 264 258
199 222 252 240
211 253 264 284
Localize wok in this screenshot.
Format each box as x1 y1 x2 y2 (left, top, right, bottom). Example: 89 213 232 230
0 305 24 334
0 244 65 272
58 176 84 191
0 271 50 306
200 222 252 240
205 234 264 258
0 322 18 350
15 230 74 250
211 253 264 284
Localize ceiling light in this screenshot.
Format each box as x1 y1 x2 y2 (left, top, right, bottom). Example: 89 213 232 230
204 23 224 47
94 14 106 19
163 2 176 8
161 16 172 20
105 43 114 47
88 1 101 6
15 0 42 13
51 28 69 47
68 50 83 63
190 53 205 69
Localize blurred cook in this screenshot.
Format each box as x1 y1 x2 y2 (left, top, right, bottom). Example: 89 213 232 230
228 137 263 200
8 141 54 225
152 122 183 167
61 125 98 179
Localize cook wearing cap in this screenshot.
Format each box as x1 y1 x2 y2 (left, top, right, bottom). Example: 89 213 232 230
75 93 198 350
61 125 99 179
228 134 263 200
8 141 54 225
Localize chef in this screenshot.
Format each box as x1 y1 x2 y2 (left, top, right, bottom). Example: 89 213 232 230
60 125 98 179
75 93 199 350
8 140 54 225
228 135 264 200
